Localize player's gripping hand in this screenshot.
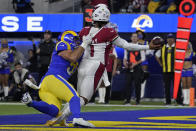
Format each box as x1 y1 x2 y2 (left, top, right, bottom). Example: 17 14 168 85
80 34 92 49
149 36 164 50
149 40 163 50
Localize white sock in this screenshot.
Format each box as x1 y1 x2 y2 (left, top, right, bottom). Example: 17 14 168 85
4 86 9 97
141 80 146 98
182 89 187 104
80 97 85 106
102 88 106 103
60 97 85 122
98 88 103 102
98 88 105 103
186 89 190 105
61 103 70 113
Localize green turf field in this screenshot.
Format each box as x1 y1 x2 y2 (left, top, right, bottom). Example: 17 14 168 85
1 101 196 131
0 100 194 115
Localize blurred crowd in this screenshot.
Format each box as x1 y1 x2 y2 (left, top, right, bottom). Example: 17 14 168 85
119 0 181 13
1 29 195 107
11 0 196 14
0 30 55 101
12 0 34 13
81 0 185 13
0 0 195 106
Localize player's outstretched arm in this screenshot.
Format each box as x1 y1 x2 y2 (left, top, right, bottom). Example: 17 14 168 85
112 37 161 51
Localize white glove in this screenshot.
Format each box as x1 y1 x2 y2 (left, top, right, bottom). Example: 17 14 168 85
80 34 92 49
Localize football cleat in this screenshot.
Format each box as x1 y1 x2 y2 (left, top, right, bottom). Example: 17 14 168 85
21 92 32 104
45 119 69 127
45 112 69 127
59 119 69 126
72 118 95 128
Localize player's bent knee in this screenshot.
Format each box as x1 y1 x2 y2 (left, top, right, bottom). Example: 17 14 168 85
49 104 59 117
70 96 80 103
69 96 80 110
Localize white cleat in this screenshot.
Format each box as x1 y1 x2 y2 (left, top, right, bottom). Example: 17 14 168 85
72 118 95 128
21 92 32 104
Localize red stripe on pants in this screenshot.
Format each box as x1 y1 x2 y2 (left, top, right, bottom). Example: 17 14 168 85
90 45 94 57
94 63 105 91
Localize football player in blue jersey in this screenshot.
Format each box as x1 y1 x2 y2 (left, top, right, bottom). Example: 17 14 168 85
22 30 94 127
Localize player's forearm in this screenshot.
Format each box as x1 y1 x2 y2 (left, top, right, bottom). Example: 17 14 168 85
68 46 84 63
113 37 149 51
68 41 89 62
58 47 84 63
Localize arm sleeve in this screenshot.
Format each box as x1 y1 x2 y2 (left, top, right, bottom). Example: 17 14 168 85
155 49 161 58
79 27 87 40
146 49 154 56
140 50 146 62
112 37 149 51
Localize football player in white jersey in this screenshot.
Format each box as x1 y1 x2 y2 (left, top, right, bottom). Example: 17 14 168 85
47 4 162 126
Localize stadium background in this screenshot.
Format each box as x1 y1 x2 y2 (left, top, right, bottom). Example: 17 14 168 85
0 12 196 99
1 0 196 130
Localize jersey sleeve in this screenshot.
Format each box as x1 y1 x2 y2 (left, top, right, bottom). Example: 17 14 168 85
55 41 70 52
107 28 119 42
79 27 90 40
112 37 149 51
79 28 85 40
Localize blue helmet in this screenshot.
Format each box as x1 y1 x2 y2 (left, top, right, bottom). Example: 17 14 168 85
58 30 81 48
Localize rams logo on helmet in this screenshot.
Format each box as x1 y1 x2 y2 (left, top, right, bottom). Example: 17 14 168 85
58 30 81 48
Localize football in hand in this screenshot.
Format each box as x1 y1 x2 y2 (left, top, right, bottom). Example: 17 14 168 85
152 36 164 46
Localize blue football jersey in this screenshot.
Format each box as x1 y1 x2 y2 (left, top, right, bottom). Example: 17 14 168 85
45 41 79 80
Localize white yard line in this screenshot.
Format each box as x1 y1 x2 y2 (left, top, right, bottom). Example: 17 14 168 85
0 102 193 108
86 103 192 108
0 103 24 105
